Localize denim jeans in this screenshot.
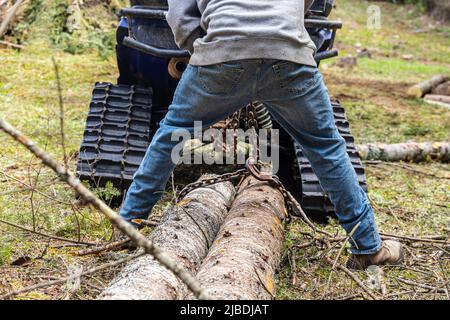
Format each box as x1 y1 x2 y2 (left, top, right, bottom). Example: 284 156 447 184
120 59 382 255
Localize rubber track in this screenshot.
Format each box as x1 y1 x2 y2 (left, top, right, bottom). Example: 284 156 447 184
292 100 368 219
76 82 165 190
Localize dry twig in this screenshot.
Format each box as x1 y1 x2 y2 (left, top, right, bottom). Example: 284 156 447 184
76 239 130 256
0 252 146 300
0 218 97 246
0 118 209 300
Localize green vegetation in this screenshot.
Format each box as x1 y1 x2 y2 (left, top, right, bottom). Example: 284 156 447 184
0 0 448 299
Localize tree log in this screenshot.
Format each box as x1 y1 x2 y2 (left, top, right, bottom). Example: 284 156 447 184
186 176 287 300
407 75 448 98
357 141 450 162
424 94 450 105
99 177 235 300
433 81 450 96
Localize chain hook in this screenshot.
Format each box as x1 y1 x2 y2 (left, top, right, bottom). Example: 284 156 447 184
245 157 273 182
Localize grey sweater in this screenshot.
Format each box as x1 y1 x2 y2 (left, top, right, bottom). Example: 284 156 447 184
167 0 317 67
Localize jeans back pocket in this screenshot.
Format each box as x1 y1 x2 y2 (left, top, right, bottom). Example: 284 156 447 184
272 61 318 95
198 62 245 96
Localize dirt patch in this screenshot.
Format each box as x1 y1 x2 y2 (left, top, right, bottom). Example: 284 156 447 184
324 72 412 102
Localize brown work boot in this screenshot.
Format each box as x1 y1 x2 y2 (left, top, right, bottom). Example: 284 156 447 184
346 240 404 270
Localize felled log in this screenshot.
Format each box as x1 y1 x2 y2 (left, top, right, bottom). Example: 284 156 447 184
407 75 448 98
186 175 287 300
99 176 235 300
433 81 450 96
0 0 25 38
0 39 24 49
357 141 450 162
424 94 450 105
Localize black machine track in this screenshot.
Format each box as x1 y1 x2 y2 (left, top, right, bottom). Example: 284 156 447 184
292 100 368 221
76 82 166 191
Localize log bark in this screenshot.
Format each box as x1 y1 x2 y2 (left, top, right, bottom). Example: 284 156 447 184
357 141 450 162
424 94 450 105
99 177 235 300
433 81 450 96
186 176 287 300
0 0 24 39
407 75 448 98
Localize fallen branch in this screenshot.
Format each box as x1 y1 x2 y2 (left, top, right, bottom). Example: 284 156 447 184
131 219 159 228
0 39 24 49
0 170 73 205
393 277 448 294
0 0 25 38
323 256 378 300
52 57 69 169
357 141 450 163
76 239 130 256
364 161 450 179
0 118 209 300
0 252 146 300
380 232 448 245
99 178 235 300
0 218 97 246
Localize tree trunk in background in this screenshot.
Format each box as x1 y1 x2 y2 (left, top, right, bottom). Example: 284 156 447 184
424 94 450 105
99 176 235 300
357 142 450 162
433 81 450 96
187 176 287 300
407 75 448 98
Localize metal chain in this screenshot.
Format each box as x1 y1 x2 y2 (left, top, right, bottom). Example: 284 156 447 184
176 159 316 230
179 104 317 228
263 174 316 229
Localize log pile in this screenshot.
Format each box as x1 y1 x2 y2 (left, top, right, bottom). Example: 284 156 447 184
186 176 287 300
100 176 235 300
100 168 288 300
407 75 450 108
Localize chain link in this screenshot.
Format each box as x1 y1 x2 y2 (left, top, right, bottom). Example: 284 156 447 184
177 168 249 201
176 159 316 230
178 104 317 228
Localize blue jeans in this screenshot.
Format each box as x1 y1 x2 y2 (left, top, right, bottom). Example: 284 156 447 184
120 59 382 255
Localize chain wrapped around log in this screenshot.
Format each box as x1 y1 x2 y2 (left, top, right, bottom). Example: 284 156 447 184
99 176 235 300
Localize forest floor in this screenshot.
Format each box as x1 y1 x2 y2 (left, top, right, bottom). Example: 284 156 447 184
0 0 449 300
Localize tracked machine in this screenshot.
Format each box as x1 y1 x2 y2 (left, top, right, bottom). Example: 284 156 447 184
76 0 367 221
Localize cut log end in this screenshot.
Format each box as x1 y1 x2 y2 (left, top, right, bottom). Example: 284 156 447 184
407 75 448 98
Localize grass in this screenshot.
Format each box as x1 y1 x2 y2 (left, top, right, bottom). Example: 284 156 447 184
0 0 449 299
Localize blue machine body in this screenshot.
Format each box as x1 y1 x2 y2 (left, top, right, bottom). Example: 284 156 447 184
115 1 338 109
